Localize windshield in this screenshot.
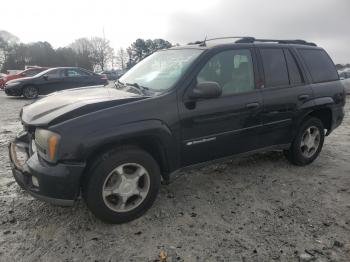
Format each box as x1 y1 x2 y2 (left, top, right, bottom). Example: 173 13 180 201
119 49 203 92
35 68 55 77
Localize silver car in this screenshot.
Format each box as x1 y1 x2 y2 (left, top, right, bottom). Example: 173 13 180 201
339 70 350 94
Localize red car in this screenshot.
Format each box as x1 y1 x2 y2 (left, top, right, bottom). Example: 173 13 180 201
0 67 49 89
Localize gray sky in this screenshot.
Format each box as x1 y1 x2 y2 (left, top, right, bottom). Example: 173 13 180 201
0 0 349 63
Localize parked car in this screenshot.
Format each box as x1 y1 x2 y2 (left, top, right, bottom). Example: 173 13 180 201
9 37 345 223
339 70 350 94
100 70 119 81
4 67 108 99
0 67 48 90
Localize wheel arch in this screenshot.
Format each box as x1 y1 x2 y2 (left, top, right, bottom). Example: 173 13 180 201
297 107 332 135
308 108 332 133
21 84 39 97
21 83 37 91
81 121 179 184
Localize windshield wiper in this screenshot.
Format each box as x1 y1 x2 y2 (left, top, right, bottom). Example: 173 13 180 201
115 80 150 95
115 79 125 89
125 82 149 91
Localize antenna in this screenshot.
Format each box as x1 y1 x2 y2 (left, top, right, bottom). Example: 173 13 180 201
199 35 208 47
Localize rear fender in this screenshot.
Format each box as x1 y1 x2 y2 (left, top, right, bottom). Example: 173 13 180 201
294 97 335 138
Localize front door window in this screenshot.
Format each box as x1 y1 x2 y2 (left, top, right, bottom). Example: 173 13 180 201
197 49 255 95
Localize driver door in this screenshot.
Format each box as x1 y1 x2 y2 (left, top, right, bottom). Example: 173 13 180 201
179 48 264 166
39 69 66 94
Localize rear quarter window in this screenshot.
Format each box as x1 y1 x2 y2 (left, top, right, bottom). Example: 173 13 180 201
299 49 338 83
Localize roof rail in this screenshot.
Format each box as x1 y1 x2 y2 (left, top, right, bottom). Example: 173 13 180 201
187 36 254 46
188 37 317 47
252 38 317 46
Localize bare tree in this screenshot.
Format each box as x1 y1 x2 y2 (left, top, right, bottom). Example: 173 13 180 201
115 48 128 70
70 38 92 54
0 37 7 71
0 31 19 72
69 38 94 70
89 37 114 71
0 30 19 44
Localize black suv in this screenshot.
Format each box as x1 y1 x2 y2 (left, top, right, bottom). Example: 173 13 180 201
4 67 108 99
9 37 345 223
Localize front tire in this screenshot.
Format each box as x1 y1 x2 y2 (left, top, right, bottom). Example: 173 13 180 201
82 146 161 224
284 117 325 166
22 86 38 99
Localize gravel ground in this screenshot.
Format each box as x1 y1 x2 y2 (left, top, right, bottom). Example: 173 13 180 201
0 91 349 262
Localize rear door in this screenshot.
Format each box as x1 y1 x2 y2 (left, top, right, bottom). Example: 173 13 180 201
257 47 313 147
79 69 102 85
64 68 94 89
179 48 264 166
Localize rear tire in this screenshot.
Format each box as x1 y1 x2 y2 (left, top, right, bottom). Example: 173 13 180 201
82 146 161 224
284 117 325 166
22 86 38 99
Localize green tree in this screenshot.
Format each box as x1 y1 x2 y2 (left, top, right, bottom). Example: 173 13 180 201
126 38 172 69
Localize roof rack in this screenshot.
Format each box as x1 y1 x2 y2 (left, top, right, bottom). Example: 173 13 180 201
187 36 252 46
249 38 317 46
188 36 317 47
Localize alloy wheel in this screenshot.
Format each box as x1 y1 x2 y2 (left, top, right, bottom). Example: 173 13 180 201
23 86 38 99
300 126 321 158
102 163 151 213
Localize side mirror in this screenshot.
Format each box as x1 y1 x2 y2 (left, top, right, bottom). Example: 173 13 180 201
189 81 222 99
43 75 48 81
21 72 26 77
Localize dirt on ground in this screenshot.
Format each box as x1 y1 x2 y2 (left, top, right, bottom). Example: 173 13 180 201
0 91 349 262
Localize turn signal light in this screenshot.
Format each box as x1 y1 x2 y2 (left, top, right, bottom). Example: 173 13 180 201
49 136 58 161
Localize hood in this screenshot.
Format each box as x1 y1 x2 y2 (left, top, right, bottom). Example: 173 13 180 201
21 87 146 126
7 76 36 83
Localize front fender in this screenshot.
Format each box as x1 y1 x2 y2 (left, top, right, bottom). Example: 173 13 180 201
56 119 180 175
86 120 176 156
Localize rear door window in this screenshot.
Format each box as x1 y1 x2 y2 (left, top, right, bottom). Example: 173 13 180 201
284 49 304 85
66 69 90 77
77 69 92 76
299 49 338 83
260 48 289 88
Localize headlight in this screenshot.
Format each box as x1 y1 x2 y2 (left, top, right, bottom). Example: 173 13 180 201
35 129 61 163
6 81 21 87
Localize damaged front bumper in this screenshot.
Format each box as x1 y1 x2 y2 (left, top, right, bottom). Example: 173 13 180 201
8 131 85 206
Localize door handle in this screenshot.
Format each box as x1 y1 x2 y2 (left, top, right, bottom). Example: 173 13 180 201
298 94 310 101
246 102 260 109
